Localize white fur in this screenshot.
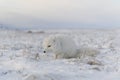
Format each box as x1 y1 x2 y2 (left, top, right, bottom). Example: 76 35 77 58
42 35 99 59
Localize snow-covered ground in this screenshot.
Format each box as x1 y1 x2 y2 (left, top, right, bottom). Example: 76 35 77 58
0 29 120 80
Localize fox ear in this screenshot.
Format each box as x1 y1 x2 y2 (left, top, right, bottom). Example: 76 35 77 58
53 39 56 42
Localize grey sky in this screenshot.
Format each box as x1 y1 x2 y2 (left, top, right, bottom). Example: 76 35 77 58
0 0 120 29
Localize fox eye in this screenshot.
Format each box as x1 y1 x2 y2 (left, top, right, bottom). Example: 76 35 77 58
48 45 51 47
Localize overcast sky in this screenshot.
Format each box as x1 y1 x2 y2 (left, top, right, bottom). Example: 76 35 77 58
0 0 120 29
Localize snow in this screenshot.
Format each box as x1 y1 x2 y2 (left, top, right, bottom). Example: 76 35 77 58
0 29 120 80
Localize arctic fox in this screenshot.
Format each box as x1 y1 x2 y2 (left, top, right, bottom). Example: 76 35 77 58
42 35 99 59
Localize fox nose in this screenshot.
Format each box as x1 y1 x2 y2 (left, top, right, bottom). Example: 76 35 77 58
43 51 46 53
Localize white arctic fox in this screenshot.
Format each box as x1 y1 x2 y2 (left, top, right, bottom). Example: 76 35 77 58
42 35 99 59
